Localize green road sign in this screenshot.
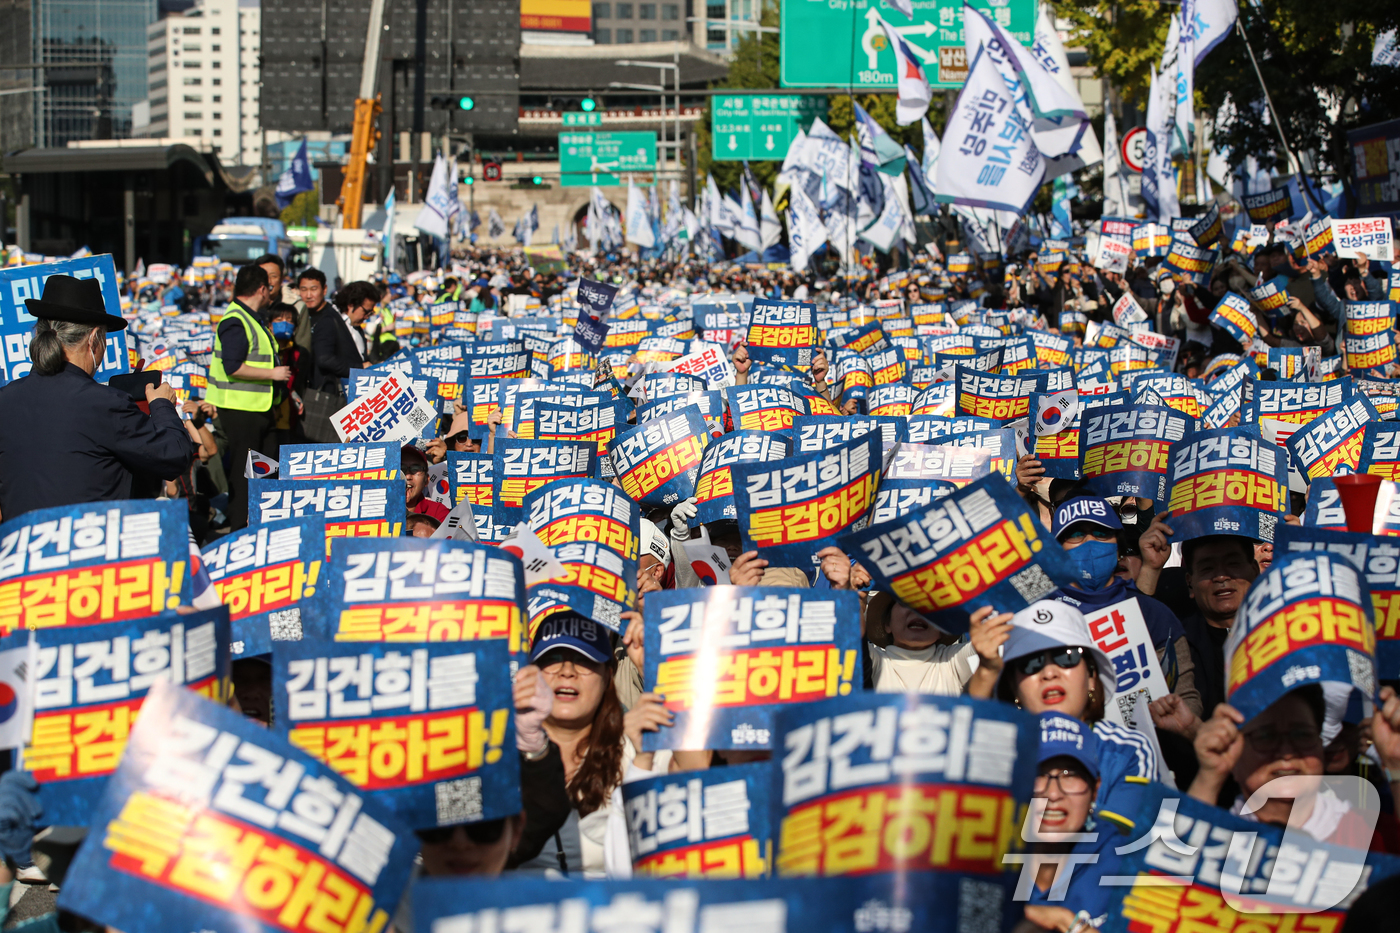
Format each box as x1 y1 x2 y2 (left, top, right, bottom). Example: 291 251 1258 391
779 0 1036 90
559 131 657 187
563 112 602 127
711 94 828 162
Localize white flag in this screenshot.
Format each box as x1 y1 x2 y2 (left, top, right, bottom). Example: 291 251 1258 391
877 15 931 126
1101 110 1130 218
431 498 480 542
245 449 279 479
1029 4 1103 177
1142 67 1181 221
935 44 1045 216
499 523 568 587
759 188 783 251
963 6 1086 140
1184 0 1238 68
733 178 762 251
413 154 456 239
920 117 941 187
0 635 37 750
625 179 655 248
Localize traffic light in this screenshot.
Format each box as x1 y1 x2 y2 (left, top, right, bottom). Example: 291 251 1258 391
463 176 474 185
580 97 597 112
532 175 543 185
458 96 475 111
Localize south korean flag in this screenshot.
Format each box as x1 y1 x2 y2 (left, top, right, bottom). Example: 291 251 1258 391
1034 389 1078 436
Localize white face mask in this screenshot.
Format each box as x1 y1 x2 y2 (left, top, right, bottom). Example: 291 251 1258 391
89 334 102 375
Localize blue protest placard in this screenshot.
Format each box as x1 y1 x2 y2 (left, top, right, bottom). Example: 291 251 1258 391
279 442 399 481
770 693 1037 876
1079 404 1194 506
446 451 493 509
867 383 916 417
1029 390 1081 480
11 606 230 826
523 478 639 632
536 399 620 455
1254 379 1356 427
871 442 996 523
636 390 726 423
1164 233 1217 285
1274 523 1400 679
1163 428 1289 543
1286 394 1380 482
576 276 619 316
414 875 1009 933
692 431 793 526
1226 551 1376 722
731 433 882 570
745 298 817 367
202 516 323 657
837 474 1075 633
724 384 810 432
272 637 518 829
1099 782 1400 933
573 314 611 352
56 680 415 933
302 537 528 657
642 586 859 753
956 365 1040 420
623 761 772 877
609 406 711 508
0 499 192 637
250 477 406 540
1208 292 1258 346
906 414 1000 443
868 346 906 386
0 254 130 383
463 339 531 379
509 386 592 438
790 415 907 453
491 438 596 526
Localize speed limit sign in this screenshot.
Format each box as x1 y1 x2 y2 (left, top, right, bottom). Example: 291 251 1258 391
1121 127 1146 173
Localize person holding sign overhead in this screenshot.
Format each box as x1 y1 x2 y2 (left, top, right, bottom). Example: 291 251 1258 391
0 274 194 520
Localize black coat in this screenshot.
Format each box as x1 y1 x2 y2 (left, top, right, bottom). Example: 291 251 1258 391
310 310 366 392
0 363 195 519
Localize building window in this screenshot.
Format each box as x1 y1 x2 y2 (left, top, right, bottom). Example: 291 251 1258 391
707 27 725 45
640 28 656 40
151 96 166 107
148 47 162 58
212 78 221 85
595 2 610 16
707 3 724 19
150 78 166 90
596 27 611 42
149 63 166 74
183 27 200 34
617 3 632 17
662 28 678 39
212 112 221 119
184 61 199 68
211 45 221 52
183 77 201 85
639 3 655 18
184 94 201 102
185 112 202 119
663 3 679 18
212 61 221 68
213 128 222 136
190 128 201 135
616 27 633 41
212 94 221 102
211 27 220 34
184 43 200 51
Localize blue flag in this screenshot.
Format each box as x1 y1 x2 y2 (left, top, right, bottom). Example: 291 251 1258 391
274 137 315 208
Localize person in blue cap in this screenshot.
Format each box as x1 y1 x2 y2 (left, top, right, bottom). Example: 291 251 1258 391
1047 495 1202 722
1020 712 1142 932
968 600 1158 810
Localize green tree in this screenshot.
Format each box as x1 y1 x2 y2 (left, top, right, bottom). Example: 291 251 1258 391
279 190 319 228
1058 0 1173 107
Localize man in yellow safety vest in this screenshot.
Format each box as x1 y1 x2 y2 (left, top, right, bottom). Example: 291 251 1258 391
206 264 289 531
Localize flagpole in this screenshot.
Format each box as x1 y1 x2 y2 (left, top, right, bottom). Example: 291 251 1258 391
1233 19 1323 216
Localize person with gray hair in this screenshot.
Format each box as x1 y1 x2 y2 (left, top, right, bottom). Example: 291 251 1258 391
0 275 194 519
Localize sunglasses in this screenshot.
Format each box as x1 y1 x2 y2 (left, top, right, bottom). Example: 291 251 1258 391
1015 646 1086 677
446 431 473 446
415 818 507 846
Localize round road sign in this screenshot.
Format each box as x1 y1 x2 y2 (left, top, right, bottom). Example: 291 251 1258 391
1121 126 1146 173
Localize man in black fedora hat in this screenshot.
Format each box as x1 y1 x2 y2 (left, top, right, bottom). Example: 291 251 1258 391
0 274 194 519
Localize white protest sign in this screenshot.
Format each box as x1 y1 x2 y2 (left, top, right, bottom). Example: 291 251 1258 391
1248 224 1270 248
1112 292 1150 327
1260 417 1309 493
332 373 439 443
1331 217 1394 262
1082 598 1170 727
1093 236 1132 274
667 342 735 389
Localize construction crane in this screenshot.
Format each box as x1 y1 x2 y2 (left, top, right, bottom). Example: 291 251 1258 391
338 0 388 229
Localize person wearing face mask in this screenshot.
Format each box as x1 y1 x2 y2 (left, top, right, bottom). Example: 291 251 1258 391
968 600 1159 810
1046 497 1201 722
0 274 194 519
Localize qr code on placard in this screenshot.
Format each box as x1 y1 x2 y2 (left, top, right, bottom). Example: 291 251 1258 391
1007 563 1056 603
1347 648 1376 698
593 599 622 631
435 776 483 825
956 878 1003 933
406 406 432 432
269 607 302 641
1257 511 1277 542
